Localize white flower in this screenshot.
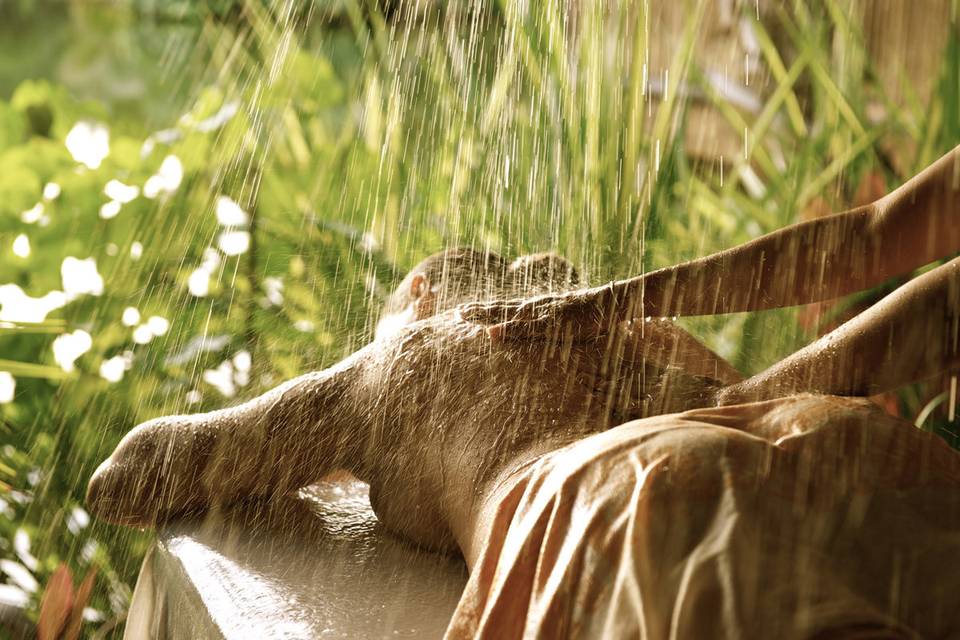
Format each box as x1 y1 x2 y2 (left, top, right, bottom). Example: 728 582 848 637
132 325 153 345
0 373 14 404
0 560 37 593
99 356 126 383
188 267 210 297
12 235 30 258
147 315 169 336
142 155 183 199
52 330 93 372
121 307 140 327
20 203 43 224
232 351 251 387
294 319 315 332
0 285 66 323
13 530 37 571
215 196 249 226
104 179 139 203
360 232 379 253
130 242 144 260
218 230 250 256
65 121 110 169
42 182 61 200
66 507 90 534
263 277 283 306
203 360 236 397
188 101 239 133
201 247 221 271
234 351 250 370
80 540 99 564
187 248 224 297
99 200 121 220
0 585 29 608
61 257 104 300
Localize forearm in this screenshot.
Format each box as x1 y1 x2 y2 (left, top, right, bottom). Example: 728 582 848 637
720 257 960 402
206 365 364 498
873 146 960 275
87 351 367 526
620 145 960 318
618 206 882 317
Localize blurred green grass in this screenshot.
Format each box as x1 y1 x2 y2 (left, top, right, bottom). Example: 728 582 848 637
0 0 957 634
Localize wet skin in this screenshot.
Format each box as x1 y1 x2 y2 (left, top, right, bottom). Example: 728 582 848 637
87 315 737 561
89 146 960 564
462 146 960 403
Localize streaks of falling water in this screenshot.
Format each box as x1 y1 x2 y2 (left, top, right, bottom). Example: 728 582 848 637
3 1 960 637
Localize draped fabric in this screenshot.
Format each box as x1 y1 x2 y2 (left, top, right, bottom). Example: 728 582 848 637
446 395 960 639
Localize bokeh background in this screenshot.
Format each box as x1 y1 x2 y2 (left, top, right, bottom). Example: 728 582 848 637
0 0 958 635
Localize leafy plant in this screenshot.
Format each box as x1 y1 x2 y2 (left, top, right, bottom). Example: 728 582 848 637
0 1 957 635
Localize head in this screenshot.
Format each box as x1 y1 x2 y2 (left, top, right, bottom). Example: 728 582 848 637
375 247 580 340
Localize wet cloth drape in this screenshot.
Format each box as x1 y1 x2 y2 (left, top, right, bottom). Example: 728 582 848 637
446 395 960 639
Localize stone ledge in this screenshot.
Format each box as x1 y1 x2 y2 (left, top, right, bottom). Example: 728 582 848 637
124 478 467 639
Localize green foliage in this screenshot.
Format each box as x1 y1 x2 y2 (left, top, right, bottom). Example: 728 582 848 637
0 0 958 635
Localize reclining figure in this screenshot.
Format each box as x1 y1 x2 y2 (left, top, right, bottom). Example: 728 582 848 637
89 147 960 638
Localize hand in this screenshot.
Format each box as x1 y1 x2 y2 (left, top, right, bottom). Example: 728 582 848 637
457 284 623 341
86 416 212 527
87 365 366 529
714 384 758 407
715 376 795 406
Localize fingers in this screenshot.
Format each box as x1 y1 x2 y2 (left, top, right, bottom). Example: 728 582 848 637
714 387 746 407
458 292 599 342
485 320 546 343
457 298 545 342
86 416 212 527
457 298 539 326
714 378 773 407
87 356 369 529
470 302 607 344
454 302 497 325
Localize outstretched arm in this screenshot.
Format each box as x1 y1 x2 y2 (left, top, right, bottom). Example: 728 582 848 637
86 350 367 527
717 256 960 404
462 145 960 335
637 144 960 316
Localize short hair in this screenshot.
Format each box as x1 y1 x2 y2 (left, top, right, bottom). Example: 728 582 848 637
382 247 580 318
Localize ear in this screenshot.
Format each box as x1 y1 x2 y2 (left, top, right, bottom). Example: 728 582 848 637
410 274 428 299
410 274 436 320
